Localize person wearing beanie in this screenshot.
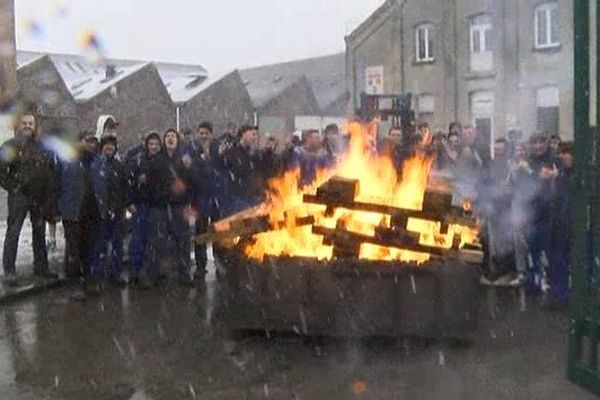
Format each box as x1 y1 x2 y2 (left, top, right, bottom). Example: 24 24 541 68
89 132 131 287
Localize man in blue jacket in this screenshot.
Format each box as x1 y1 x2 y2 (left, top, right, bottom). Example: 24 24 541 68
90 134 131 286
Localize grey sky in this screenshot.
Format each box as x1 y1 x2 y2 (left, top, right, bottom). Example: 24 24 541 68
15 0 382 74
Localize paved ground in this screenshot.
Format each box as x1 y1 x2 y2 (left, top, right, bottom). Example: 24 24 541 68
0 219 65 278
0 259 595 400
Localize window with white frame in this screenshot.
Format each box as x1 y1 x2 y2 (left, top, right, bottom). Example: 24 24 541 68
417 94 435 120
536 87 560 135
535 2 559 49
470 14 493 72
415 23 434 62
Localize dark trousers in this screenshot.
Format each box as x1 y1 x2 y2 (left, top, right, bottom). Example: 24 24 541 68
527 221 552 294
549 246 570 304
3 192 48 275
63 217 99 281
90 214 124 281
194 215 209 273
146 205 191 279
128 204 149 277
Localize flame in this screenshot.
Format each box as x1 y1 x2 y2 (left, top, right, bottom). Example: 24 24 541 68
243 120 478 263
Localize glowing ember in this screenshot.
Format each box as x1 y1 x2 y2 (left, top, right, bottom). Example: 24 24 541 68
243 120 479 263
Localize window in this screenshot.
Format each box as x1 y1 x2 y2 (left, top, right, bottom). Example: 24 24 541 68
415 23 434 62
470 91 494 159
535 2 559 49
417 94 435 120
536 87 560 135
469 15 494 72
365 65 384 94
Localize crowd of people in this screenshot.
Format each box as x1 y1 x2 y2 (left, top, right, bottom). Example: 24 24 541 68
0 111 573 306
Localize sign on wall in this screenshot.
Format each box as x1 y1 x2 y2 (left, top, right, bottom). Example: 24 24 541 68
365 66 384 95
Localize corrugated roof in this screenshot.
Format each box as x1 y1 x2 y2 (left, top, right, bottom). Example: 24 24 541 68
238 53 346 110
16 51 207 103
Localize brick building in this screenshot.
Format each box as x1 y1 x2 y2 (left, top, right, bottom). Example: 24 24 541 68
189 53 348 139
16 54 79 137
346 0 574 154
76 62 176 149
15 51 207 148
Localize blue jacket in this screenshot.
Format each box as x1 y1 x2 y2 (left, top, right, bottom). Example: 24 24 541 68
58 160 85 221
91 155 130 218
288 146 334 187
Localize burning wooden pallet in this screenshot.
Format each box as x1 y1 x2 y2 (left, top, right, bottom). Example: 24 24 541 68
199 175 482 266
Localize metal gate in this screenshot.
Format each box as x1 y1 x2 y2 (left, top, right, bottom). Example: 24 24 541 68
568 0 600 395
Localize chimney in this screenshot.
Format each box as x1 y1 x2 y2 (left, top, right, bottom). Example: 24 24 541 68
105 64 117 80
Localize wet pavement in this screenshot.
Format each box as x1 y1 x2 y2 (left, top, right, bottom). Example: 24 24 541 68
0 266 595 400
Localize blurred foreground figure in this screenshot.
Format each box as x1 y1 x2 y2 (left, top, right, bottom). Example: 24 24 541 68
0 112 57 285
61 131 100 301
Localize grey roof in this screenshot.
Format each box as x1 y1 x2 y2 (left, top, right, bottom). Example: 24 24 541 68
238 53 346 110
16 51 207 103
155 62 208 103
16 51 45 68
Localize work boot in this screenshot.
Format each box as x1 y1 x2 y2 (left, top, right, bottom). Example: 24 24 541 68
3 273 19 287
109 272 129 287
70 288 87 302
179 274 195 287
87 283 102 295
34 269 59 280
194 268 206 281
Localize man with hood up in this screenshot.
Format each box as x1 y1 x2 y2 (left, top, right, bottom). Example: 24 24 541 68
90 133 131 286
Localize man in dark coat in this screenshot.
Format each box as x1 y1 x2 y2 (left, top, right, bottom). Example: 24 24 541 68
527 134 557 294
549 143 573 306
90 134 131 285
144 129 193 286
0 112 57 284
222 125 267 215
126 131 162 283
185 121 222 278
59 130 100 300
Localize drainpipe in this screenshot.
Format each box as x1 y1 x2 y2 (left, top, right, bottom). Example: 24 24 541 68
253 110 258 127
452 0 459 122
176 105 181 131
399 0 407 92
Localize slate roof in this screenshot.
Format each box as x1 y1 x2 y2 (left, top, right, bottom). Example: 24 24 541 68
16 51 207 103
238 53 346 111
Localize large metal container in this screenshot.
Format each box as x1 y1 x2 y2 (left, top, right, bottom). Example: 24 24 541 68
214 247 480 339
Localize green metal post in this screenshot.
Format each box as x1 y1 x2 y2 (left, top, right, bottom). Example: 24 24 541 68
568 0 591 388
